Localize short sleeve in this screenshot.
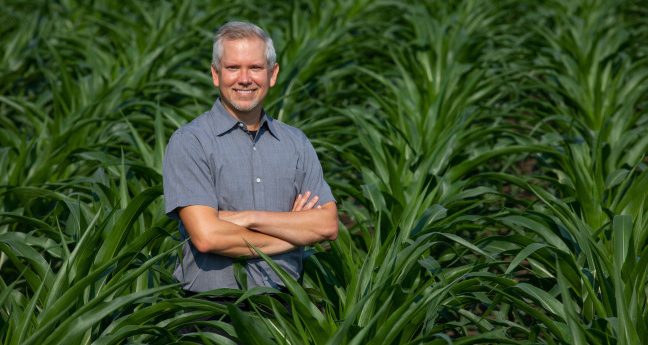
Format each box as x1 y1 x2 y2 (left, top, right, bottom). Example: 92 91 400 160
163 130 219 219
299 136 335 206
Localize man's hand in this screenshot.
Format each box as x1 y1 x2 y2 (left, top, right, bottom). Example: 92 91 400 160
292 191 320 211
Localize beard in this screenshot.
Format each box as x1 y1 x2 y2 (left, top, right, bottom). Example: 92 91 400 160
222 93 261 114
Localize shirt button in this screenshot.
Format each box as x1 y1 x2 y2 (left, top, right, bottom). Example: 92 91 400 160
256 177 261 183
253 146 257 151
238 122 245 128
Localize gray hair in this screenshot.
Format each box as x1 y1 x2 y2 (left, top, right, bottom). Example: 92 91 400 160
212 21 276 69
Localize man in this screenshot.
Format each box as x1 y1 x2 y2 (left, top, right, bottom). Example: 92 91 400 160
163 21 338 292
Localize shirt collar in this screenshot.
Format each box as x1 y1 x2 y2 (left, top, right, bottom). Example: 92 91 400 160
211 99 280 140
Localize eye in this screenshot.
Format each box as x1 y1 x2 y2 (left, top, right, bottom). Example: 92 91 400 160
226 66 239 71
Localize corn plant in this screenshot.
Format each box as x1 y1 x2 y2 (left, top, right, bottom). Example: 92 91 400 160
484 0 648 343
1 0 647 344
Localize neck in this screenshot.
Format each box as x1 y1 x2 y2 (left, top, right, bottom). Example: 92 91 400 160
235 111 262 131
221 100 263 131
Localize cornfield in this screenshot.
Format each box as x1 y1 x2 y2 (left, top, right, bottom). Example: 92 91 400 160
1 0 647 344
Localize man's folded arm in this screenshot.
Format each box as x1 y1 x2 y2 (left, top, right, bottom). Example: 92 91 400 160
178 205 296 257
220 193 339 246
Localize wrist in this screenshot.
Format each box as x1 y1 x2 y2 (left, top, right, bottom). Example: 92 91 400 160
245 210 258 230
218 210 252 229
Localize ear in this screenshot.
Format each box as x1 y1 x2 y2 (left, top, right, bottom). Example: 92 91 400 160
210 64 220 88
269 63 279 87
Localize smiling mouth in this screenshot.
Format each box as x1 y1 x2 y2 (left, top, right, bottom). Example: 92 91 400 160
234 89 256 94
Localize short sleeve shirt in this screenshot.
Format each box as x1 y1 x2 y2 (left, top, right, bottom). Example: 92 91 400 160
163 99 335 291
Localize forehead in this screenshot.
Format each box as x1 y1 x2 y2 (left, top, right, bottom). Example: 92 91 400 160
220 37 267 62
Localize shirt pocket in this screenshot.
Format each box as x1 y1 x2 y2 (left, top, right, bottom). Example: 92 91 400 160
294 168 306 192
271 169 306 212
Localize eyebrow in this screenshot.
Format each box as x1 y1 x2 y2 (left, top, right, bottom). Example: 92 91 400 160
222 63 267 70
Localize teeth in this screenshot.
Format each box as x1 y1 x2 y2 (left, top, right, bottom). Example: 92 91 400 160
236 90 254 94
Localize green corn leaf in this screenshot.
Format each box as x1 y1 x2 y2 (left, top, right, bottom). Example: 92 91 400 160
227 304 272 345
612 215 632 272
556 259 588 345
505 242 548 275
515 283 563 318
251 244 329 341
94 185 162 266
45 209 103 309
0 233 54 297
41 286 170 345
436 232 494 260
11 271 47 345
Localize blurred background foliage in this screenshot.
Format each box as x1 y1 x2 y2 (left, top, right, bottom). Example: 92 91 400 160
1 0 646 344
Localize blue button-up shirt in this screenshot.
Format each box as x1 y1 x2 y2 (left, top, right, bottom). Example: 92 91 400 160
163 99 335 291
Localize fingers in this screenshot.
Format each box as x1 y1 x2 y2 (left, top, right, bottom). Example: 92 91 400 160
291 194 301 211
304 194 319 210
291 191 320 211
292 191 310 211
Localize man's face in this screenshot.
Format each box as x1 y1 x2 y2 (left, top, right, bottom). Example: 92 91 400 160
211 37 279 119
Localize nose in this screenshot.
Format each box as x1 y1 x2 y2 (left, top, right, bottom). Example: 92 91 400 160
238 68 251 85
